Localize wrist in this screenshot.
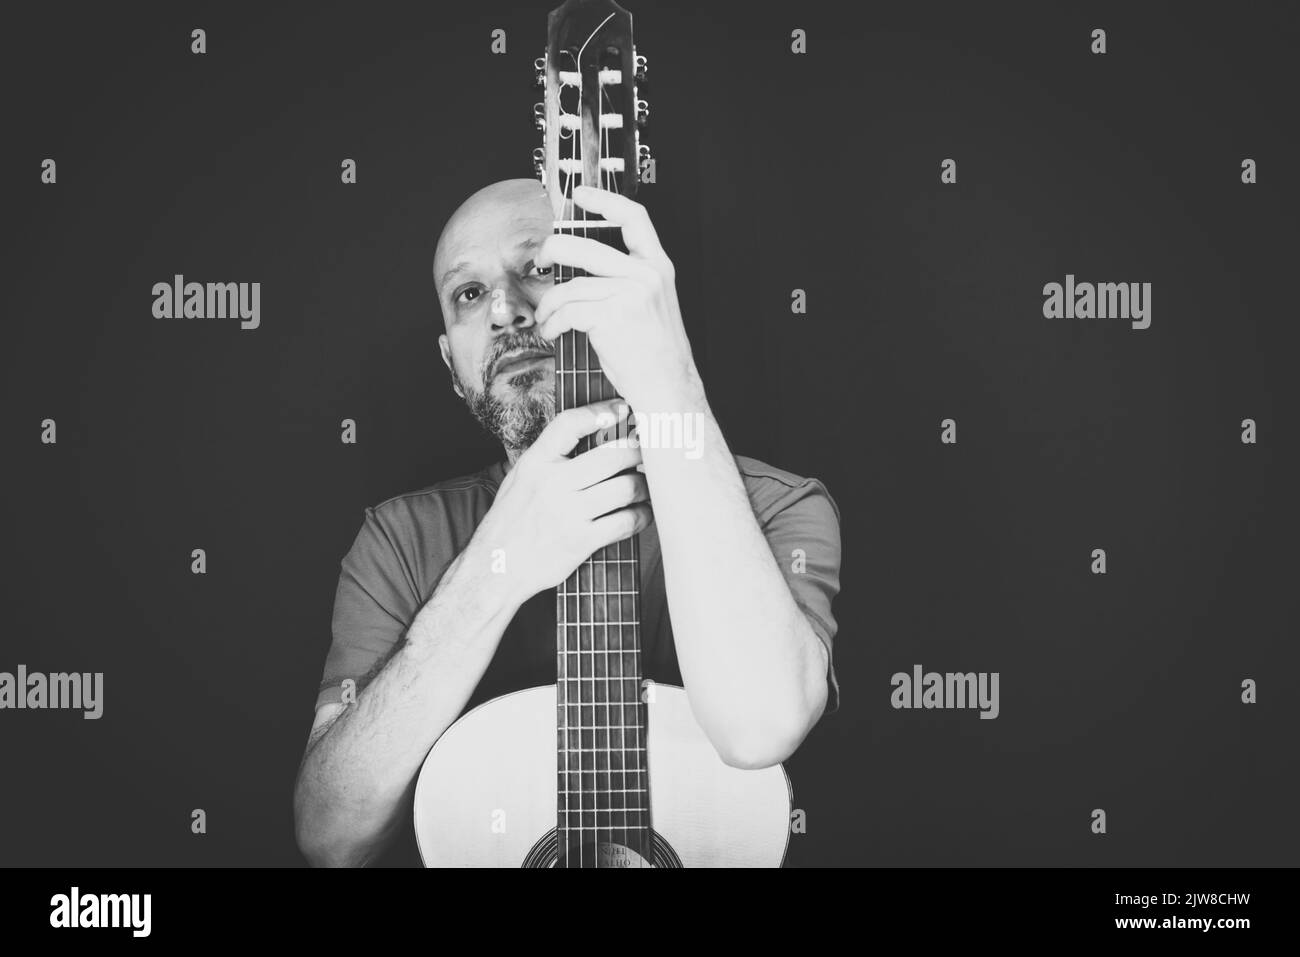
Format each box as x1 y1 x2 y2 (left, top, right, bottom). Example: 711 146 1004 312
454 533 532 617
633 360 708 417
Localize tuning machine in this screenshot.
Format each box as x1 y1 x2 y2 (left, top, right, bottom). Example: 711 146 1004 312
533 102 546 131
532 147 545 180
534 55 546 88
634 54 647 82
635 98 649 126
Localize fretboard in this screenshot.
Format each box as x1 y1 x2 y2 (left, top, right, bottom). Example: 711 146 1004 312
554 267 651 868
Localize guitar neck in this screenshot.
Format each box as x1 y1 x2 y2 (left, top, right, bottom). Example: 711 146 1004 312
553 308 652 865
543 0 652 868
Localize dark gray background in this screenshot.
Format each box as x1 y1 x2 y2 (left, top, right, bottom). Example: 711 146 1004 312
2 1 1296 866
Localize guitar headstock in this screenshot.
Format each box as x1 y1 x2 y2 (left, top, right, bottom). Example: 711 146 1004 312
532 0 649 223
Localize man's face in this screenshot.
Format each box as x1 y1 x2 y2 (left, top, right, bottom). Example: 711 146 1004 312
434 180 558 456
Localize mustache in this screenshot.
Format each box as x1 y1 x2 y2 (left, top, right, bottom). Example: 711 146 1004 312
483 332 554 382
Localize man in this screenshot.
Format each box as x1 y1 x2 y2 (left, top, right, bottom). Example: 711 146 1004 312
293 179 842 867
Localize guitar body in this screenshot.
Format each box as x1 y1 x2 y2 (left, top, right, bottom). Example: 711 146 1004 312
414 685 792 867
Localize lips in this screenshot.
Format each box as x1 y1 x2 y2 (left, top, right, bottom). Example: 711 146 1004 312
493 350 553 379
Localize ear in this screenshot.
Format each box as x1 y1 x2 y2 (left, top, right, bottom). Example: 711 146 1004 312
438 334 463 398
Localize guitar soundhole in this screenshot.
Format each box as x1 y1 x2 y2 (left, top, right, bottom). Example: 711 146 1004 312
522 829 683 868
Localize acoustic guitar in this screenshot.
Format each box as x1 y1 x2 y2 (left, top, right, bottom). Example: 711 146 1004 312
412 0 792 868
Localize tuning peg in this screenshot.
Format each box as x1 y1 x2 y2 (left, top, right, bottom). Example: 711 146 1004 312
635 99 649 126
638 143 651 165
634 54 647 81
532 147 545 179
533 102 546 131
534 56 546 87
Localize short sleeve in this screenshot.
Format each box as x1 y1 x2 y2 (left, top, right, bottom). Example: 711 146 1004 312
753 476 843 715
314 507 419 712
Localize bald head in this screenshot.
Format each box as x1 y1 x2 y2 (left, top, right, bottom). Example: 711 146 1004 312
433 178 553 322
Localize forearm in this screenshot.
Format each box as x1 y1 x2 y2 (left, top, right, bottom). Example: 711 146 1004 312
639 378 829 769
294 538 522 866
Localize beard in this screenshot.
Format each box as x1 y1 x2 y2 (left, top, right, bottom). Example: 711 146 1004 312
452 331 556 457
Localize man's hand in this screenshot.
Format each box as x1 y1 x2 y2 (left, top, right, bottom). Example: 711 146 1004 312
472 398 652 605
535 186 700 413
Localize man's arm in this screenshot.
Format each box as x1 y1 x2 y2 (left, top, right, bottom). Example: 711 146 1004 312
292 538 521 867
536 187 838 771
639 378 833 770
293 401 649 867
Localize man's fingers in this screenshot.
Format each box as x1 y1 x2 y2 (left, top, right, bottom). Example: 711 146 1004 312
582 473 648 519
567 438 643 489
537 234 657 283
589 502 654 547
570 185 668 262
535 277 622 328
538 300 604 340
530 400 630 459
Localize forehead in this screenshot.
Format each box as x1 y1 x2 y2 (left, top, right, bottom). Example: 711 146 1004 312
434 186 553 291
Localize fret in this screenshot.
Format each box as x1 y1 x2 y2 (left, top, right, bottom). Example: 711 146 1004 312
557 724 645 732
558 656 641 678
560 776 647 792
558 731 641 751
558 793 649 811
561 808 650 816
558 701 644 718
558 559 640 565
561 813 649 828
556 590 642 597
563 826 653 832
556 621 642 629
558 792 647 805
558 732 641 748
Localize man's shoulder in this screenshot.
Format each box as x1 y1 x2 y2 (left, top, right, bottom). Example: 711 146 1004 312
366 461 506 532
732 454 840 526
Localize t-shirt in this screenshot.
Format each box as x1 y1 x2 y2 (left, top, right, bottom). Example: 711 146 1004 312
313 453 842 866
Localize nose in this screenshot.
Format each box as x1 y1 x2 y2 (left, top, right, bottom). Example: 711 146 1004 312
489 277 537 333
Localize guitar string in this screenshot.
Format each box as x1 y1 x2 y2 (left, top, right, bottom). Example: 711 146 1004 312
599 67 646 865
566 70 583 867
596 73 618 864
557 48 578 867
571 19 598 868
560 14 637 866
602 75 647 866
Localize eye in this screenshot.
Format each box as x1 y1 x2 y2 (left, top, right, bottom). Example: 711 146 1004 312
526 261 553 279
454 285 484 305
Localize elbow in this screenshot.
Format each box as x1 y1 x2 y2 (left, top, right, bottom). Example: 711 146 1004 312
295 806 365 868
717 740 792 771
710 707 820 771
709 684 827 771
294 776 367 868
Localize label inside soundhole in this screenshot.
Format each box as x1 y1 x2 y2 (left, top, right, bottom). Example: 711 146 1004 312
597 842 653 868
